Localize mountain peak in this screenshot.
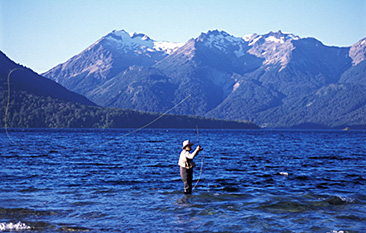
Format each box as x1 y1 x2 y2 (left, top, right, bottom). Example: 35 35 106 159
244 30 300 46
264 30 300 43
197 29 237 42
206 29 231 37
195 30 248 57
241 30 301 69
102 29 154 50
95 29 182 55
129 32 152 41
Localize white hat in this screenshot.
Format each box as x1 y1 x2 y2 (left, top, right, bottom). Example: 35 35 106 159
182 140 194 149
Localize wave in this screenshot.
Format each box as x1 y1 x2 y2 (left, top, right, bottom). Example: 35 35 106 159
0 222 31 231
0 221 91 232
325 196 355 205
0 207 58 218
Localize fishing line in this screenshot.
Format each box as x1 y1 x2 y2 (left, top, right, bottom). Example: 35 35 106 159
190 95 205 191
192 152 205 190
4 70 192 149
4 68 24 145
5 69 203 192
190 96 200 144
96 94 192 148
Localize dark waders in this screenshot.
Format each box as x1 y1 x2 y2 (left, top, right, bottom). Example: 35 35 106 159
180 167 193 194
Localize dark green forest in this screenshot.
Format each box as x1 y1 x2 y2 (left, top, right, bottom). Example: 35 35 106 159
0 89 258 129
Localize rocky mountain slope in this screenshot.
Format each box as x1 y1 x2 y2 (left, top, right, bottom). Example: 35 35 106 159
43 30 366 128
44 30 183 97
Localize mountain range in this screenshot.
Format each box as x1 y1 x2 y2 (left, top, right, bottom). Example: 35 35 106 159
1 51 256 129
44 29 366 128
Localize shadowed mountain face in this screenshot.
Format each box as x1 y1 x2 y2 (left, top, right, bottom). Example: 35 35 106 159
43 30 366 128
0 51 95 106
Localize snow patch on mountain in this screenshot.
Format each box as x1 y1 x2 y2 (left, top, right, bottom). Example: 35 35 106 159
244 31 300 47
243 34 262 46
243 33 257 42
154 41 184 54
286 34 300 41
129 32 151 41
266 36 285 44
233 81 240 92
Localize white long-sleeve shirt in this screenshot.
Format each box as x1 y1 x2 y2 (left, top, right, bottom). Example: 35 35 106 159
178 148 200 168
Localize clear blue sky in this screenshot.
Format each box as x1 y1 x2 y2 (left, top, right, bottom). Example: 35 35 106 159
1 0 365 73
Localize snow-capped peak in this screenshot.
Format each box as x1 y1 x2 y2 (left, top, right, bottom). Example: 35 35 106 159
104 30 154 49
198 30 248 57
244 30 300 46
242 31 301 70
199 30 243 44
100 29 183 55
265 31 300 44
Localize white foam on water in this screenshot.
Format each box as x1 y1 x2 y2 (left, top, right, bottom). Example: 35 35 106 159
279 172 289 177
0 222 31 231
337 196 355 203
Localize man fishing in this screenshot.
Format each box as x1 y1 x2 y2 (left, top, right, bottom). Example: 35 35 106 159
178 140 203 194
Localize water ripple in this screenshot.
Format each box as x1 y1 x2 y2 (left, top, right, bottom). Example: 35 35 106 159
1 129 366 232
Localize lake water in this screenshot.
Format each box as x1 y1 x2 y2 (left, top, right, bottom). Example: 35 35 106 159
0 128 365 232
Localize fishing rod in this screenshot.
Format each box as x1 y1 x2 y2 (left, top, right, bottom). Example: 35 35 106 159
5 68 206 195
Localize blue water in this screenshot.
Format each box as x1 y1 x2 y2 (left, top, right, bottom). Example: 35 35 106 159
1 129 366 232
